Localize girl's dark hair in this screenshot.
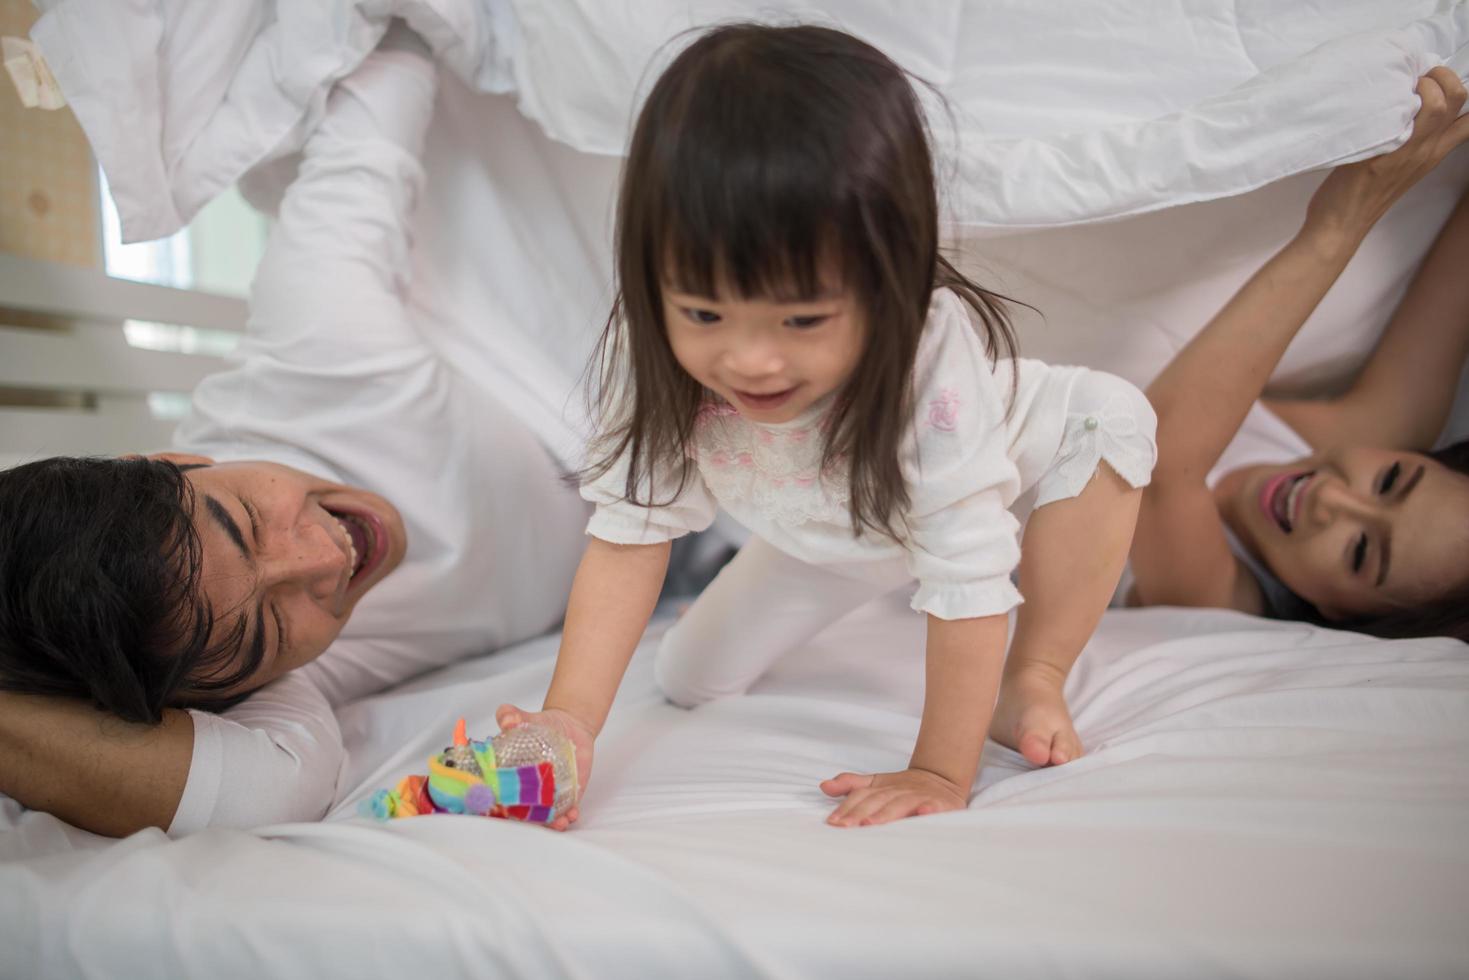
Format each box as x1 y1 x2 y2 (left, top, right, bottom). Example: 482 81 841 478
585 22 1017 539
0 456 264 723
1327 439 1469 644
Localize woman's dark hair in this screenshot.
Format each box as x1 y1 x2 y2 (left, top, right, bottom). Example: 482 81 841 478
584 22 1018 540
1326 439 1469 644
0 456 263 723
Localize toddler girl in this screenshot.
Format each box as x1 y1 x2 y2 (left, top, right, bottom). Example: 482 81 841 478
500 23 1157 829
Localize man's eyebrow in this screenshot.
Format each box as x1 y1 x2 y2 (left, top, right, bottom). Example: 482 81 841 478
204 494 252 567
204 494 270 669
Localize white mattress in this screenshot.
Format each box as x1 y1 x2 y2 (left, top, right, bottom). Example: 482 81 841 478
3 603 1466 979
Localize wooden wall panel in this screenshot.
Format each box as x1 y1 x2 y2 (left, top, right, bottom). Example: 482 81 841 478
0 0 100 268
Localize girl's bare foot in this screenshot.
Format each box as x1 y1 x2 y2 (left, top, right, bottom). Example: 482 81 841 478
988 662 1083 767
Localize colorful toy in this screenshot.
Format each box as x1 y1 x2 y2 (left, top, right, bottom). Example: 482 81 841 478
362 718 577 824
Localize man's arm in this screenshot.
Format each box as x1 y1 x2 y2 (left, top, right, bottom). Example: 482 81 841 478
176 36 440 455
0 693 191 836
0 667 346 838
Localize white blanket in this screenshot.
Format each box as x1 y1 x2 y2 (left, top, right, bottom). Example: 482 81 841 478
28 1 1469 463
30 0 1469 238
3 604 1467 978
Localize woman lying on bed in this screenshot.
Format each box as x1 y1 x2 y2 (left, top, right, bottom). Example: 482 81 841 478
0 33 587 837
1133 67 1469 641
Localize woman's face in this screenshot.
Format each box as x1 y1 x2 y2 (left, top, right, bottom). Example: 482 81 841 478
1219 446 1469 620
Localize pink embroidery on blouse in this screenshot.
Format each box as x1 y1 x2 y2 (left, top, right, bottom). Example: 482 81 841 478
695 399 740 426
927 388 960 433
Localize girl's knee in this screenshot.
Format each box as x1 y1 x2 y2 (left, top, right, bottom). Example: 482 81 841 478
652 627 720 708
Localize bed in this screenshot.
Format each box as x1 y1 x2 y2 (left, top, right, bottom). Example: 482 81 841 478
4 2 1469 977
3 602 1467 977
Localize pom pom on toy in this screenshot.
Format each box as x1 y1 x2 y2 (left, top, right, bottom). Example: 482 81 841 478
362 718 577 825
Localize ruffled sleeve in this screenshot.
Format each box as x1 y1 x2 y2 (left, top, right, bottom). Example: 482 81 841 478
902 290 1024 620
581 437 718 545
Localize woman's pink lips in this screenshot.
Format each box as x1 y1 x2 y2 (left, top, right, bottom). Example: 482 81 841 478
1260 473 1293 530
1260 471 1313 532
733 387 797 411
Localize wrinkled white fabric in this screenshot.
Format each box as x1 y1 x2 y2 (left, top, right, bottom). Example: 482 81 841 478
29 0 1469 239
28 1 1469 462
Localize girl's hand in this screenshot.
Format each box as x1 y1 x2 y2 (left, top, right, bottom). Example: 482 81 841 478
1306 67 1469 239
820 768 969 827
495 702 596 831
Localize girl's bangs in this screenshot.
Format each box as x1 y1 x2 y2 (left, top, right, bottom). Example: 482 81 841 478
657 204 848 304
648 72 857 303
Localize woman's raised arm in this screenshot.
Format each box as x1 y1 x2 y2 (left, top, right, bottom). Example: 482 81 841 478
1267 185 1469 451
1132 68 1469 609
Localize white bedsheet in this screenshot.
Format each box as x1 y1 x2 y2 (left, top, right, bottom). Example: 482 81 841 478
4 604 1466 979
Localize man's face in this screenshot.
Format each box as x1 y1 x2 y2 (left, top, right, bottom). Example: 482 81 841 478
155 454 407 698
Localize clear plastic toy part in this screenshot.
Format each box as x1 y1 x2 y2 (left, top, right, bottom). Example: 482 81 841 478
362 718 577 824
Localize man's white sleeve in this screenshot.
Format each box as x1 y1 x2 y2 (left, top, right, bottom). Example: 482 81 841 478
167 671 346 835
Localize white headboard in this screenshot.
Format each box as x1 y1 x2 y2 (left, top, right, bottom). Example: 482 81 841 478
0 253 244 469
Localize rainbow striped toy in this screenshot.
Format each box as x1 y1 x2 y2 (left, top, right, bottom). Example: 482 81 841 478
363 718 576 825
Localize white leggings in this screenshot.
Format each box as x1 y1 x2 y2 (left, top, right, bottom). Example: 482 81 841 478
655 538 894 707
653 367 1155 708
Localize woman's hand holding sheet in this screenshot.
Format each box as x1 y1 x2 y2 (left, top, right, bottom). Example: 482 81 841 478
1305 67 1469 243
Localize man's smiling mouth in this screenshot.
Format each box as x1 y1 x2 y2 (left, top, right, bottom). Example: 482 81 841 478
325 507 385 584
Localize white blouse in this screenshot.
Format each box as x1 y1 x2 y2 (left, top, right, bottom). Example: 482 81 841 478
583 289 1152 621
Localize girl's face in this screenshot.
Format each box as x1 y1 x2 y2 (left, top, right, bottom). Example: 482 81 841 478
662 285 865 423
1217 446 1469 619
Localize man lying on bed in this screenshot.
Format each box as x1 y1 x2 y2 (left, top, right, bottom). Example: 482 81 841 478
0 32 587 837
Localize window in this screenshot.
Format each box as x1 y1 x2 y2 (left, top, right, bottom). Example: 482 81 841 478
99 168 268 299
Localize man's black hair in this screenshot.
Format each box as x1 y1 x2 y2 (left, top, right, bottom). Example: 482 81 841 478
0 456 262 723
